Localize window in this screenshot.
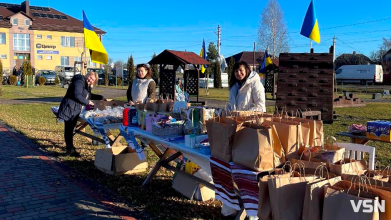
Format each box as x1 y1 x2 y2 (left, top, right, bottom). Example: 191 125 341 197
36 34 42 39
46 56 52 60
37 55 43 60
0 33 5 44
0 54 6 59
46 35 52 39
25 19 29 26
60 36 75 47
12 18 17 25
61 56 69 65
13 34 30 51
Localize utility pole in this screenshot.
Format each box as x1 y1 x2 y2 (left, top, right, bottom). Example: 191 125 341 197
217 25 221 56
332 36 337 62
253 42 256 72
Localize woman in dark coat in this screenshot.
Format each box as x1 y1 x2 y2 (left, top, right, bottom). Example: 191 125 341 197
57 71 104 156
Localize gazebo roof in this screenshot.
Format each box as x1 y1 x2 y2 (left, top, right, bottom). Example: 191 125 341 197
149 50 209 66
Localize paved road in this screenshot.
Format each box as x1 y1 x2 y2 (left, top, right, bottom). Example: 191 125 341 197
0 122 143 220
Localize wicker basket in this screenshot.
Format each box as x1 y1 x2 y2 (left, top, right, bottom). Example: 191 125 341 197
152 123 183 136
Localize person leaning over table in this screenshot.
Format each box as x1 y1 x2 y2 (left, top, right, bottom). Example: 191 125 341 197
57 71 105 157
227 61 266 112
126 63 156 105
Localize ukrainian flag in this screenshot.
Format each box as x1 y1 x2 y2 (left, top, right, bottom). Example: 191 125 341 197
259 50 273 75
300 0 320 43
83 11 108 64
199 39 207 73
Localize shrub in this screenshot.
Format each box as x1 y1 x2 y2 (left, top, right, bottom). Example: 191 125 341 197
38 76 46 86
9 75 17 86
54 74 60 85
116 77 122 86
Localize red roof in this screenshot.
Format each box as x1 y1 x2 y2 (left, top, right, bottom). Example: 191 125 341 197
149 50 209 65
0 3 105 34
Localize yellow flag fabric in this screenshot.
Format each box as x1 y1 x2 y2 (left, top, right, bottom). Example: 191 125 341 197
83 11 108 64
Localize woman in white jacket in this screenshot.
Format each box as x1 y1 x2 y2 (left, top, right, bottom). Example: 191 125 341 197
227 61 266 112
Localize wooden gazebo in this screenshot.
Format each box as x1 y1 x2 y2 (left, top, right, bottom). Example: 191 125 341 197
149 50 209 102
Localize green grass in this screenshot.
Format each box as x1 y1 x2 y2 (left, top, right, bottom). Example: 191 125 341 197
0 85 101 100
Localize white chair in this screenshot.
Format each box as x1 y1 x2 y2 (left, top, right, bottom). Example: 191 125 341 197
336 142 375 170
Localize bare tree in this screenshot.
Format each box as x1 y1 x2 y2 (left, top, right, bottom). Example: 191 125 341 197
257 0 289 58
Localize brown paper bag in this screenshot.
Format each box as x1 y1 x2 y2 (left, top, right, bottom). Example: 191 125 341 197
268 176 313 220
258 173 292 220
329 158 367 175
232 123 274 171
323 185 380 220
329 180 389 220
206 117 241 162
302 177 341 220
146 102 158 111
263 119 303 160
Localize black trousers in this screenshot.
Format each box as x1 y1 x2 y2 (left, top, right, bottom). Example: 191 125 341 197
64 114 80 151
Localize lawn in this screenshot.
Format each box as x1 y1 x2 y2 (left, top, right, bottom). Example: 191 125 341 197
0 86 391 219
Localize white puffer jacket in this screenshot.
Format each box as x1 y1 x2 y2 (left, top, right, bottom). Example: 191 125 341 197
227 71 266 112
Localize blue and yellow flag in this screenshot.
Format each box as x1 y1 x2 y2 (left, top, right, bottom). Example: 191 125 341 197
83 11 108 64
199 39 207 73
259 50 273 75
300 0 320 43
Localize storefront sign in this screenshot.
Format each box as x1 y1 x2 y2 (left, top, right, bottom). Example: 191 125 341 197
36 43 56 49
37 50 59 54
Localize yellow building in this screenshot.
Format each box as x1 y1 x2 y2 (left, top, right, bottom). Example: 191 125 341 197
0 1 105 74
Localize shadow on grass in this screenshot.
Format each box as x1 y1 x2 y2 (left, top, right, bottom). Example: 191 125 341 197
15 97 62 103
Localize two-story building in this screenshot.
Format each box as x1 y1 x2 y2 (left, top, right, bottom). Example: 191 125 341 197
0 1 105 73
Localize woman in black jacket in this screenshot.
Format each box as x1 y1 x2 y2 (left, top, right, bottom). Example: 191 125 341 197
57 71 104 156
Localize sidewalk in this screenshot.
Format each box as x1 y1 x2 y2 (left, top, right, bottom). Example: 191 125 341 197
0 122 141 220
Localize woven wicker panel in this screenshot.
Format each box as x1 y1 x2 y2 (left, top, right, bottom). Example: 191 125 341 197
159 69 176 99
184 70 199 95
265 72 275 93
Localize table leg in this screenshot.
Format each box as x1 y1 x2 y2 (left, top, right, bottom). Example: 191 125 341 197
350 137 369 145
148 142 163 158
142 148 174 186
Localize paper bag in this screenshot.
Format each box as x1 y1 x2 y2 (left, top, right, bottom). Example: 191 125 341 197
268 176 313 220
323 185 380 220
206 118 241 162
302 177 341 220
329 158 367 175
232 123 274 172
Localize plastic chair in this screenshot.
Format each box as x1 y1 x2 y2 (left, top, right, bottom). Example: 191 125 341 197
336 142 375 170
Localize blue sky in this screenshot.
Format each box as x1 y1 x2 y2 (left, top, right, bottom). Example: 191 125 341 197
4 0 391 64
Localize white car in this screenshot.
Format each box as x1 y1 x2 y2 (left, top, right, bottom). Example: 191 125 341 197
55 66 80 82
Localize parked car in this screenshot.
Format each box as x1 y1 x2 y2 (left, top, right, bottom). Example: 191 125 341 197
112 69 129 85
35 70 59 85
87 68 104 75
55 66 80 82
98 73 116 85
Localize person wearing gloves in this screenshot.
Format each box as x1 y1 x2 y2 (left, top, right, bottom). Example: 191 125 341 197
57 71 104 156
126 63 156 105
227 61 266 112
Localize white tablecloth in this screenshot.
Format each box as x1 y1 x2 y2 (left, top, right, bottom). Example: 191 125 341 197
129 127 212 175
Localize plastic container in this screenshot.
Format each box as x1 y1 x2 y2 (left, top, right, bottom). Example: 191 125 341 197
123 107 138 127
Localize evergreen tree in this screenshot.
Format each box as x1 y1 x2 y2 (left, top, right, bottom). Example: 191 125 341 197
104 66 110 86
214 61 222 88
126 55 135 85
227 57 236 83
21 61 26 85
151 53 159 84
206 42 218 61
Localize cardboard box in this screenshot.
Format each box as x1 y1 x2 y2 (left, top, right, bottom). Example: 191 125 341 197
172 172 215 201
94 146 148 175
93 100 125 111
367 121 391 142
